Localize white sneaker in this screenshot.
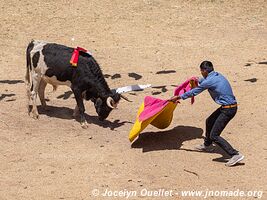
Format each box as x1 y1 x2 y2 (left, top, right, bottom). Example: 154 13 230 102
225 153 244 167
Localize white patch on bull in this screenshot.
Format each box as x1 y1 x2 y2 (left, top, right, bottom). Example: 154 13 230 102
35 50 47 74
31 40 72 88
31 40 47 54
30 40 47 75
42 75 72 87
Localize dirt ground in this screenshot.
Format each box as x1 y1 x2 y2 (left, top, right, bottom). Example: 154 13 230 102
0 0 267 199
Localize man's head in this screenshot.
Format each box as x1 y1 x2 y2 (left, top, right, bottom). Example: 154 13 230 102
200 61 214 78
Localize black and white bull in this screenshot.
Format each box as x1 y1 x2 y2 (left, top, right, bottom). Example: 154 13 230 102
25 40 128 128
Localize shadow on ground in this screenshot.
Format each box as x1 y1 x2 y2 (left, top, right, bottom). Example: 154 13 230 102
37 105 132 130
0 79 24 84
131 125 203 152
57 90 73 100
0 93 15 101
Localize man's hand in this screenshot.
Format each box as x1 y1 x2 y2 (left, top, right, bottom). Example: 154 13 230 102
168 95 181 103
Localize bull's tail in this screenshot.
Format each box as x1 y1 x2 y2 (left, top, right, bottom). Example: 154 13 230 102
25 40 35 111
25 40 34 86
25 62 30 86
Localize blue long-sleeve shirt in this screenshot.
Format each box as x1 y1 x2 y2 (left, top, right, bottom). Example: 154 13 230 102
180 71 237 105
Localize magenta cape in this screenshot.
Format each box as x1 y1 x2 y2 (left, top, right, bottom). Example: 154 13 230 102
129 77 198 142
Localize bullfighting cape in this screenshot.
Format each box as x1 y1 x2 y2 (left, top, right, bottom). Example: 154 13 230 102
129 77 198 142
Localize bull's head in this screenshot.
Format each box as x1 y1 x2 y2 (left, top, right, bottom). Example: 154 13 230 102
92 93 131 121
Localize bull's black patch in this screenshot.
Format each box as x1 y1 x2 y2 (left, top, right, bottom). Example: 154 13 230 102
44 68 54 77
244 63 251 67
32 52 40 68
244 78 257 83
156 70 176 74
111 74 121 79
258 61 267 65
42 43 74 82
128 73 142 80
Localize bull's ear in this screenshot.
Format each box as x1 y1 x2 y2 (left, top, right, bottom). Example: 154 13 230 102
111 92 121 102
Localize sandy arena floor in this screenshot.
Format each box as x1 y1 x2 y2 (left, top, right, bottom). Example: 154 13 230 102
0 0 266 199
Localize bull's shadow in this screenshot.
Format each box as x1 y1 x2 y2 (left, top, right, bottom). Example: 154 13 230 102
37 105 131 130
131 125 203 152
0 79 24 84
0 93 15 101
57 90 73 100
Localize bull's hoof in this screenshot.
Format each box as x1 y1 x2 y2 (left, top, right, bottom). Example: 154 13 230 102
31 113 39 120
81 121 88 129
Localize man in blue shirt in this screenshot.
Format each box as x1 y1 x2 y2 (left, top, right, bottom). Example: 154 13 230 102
169 61 244 167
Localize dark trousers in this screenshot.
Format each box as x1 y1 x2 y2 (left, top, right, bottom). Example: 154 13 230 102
204 106 239 156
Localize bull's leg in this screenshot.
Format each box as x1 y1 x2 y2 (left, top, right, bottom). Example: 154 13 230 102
73 104 80 118
30 72 41 119
72 87 88 129
38 78 47 107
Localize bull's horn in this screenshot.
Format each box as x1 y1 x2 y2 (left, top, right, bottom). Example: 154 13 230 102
121 94 132 102
106 97 116 109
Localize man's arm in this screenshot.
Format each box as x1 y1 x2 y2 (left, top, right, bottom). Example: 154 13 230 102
169 81 208 102
180 84 207 100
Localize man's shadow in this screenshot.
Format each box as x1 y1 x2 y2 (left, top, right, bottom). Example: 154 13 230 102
37 105 132 130
131 125 203 152
132 126 245 166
